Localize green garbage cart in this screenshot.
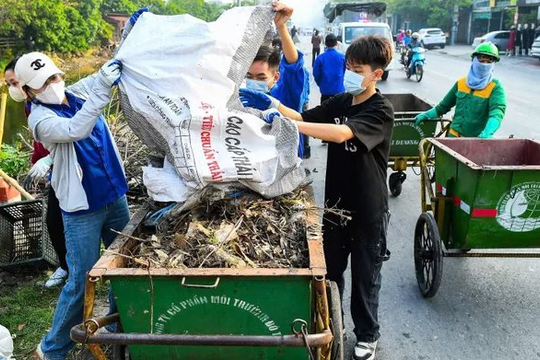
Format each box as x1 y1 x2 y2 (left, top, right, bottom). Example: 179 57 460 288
415 138 540 298
71 190 342 360
385 93 449 197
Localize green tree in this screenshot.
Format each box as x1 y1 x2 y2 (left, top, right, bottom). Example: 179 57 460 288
387 0 472 31
0 0 112 54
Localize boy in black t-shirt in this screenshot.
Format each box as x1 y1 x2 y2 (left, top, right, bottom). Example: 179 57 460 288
240 35 394 360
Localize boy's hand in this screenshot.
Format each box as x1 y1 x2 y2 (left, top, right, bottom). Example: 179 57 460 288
261 109 282 124
273 1 293 29
239 88 280 111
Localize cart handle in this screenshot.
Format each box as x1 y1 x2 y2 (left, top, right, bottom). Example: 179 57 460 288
181 277 220 288
71 323 333 348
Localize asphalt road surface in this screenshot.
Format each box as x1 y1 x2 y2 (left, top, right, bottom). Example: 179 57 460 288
299 38 540 360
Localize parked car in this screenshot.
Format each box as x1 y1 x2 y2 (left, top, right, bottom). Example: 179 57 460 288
472 31 510 52
531 35 540 62
418 28 446 49
337 22 395 80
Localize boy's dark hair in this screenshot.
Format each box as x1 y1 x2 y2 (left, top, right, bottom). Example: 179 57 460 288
345 35 393 70
325 34 338 48
4 57 19 73
254 45 281 71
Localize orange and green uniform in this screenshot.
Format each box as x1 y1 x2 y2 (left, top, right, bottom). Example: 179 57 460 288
433 76 506 137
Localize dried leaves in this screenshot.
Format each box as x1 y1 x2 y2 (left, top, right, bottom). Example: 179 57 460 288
109 121 150 210
128 189 312 269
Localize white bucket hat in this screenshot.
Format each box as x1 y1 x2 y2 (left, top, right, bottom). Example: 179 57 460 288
14 52 64 89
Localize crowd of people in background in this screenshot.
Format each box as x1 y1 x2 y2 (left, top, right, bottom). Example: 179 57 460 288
506 23 539 56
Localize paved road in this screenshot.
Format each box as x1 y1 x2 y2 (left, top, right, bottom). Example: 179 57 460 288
298 38 540 360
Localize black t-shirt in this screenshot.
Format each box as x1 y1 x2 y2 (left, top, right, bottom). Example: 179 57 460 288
302 91 394 227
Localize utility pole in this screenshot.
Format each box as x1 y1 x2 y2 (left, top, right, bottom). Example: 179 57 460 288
237 0 241 6
451 5 459 45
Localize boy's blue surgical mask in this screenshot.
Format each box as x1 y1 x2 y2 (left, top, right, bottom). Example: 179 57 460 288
246 79 271 94
343 69 369 96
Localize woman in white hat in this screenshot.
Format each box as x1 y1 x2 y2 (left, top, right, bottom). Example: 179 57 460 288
15 52 129 360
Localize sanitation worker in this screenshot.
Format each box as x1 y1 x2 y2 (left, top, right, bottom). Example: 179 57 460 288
415 42 506 138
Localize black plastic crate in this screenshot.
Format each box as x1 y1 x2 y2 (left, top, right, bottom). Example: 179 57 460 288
0 199 58 269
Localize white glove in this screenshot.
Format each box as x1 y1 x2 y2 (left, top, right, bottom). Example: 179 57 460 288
28 155 53 179
98 59 122 87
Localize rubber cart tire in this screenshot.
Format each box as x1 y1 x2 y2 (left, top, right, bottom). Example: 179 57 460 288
389 172 406 197
414 212 443 298
112 324 129 360
113 344 128 360
327 281 344 360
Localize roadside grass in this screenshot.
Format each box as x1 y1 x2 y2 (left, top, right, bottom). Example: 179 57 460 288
0 270 110 360
0 271 58 359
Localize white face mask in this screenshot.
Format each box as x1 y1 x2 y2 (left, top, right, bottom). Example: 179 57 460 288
343 70 367 96
8 86 26 102
35 81 65 105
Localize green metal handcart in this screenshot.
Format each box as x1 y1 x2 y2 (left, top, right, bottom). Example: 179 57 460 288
385 93 449 197
415 138 540 298
71 189 343 360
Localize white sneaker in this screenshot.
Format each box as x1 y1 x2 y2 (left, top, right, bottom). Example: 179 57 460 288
34 341 49 359
353 340 377 360
44 267 68 289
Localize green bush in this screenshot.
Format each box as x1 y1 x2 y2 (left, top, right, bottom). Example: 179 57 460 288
0 143 30 179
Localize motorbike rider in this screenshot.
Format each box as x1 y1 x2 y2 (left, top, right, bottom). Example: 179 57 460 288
415 42 506 138
400 29 413 64
405 32 423 69
403 29 412 46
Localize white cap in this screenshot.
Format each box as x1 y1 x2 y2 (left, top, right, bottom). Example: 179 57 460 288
14 52 64 89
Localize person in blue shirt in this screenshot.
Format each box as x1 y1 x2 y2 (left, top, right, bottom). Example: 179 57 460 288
15 51 129 360
313 33 346 104
241 0 310 158
403 29 412 46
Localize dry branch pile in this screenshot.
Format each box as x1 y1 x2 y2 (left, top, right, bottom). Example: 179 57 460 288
127 188 316 269
109 119 150 210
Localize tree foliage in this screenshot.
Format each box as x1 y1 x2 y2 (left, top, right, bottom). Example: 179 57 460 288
387 0 473 31
0 0 234 56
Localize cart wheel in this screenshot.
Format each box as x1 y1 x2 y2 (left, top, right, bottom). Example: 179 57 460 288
113 344 129 360
327 281 344 360
112 324 129 360
389 172 406 197
414 212 443 298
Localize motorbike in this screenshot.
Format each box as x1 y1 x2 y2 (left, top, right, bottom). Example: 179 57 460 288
397 42 407 65
404 47 426 82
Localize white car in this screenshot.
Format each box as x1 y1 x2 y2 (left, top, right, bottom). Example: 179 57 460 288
337 22 395 80
531 35 540 62
418 28 446 49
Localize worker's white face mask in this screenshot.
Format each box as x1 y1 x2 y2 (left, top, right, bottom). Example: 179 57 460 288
8 86 26 102
35 81 65 105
